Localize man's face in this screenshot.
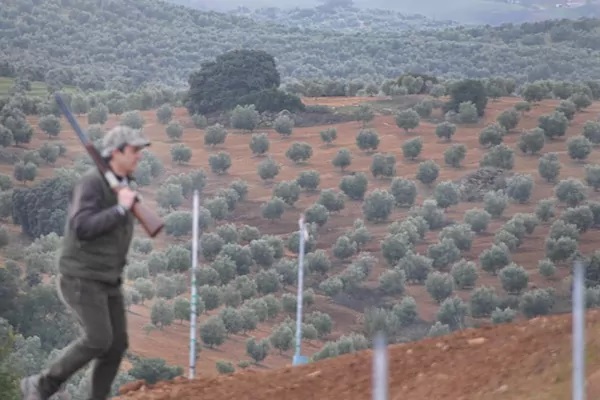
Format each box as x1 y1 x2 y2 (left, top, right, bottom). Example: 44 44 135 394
112 144 143 175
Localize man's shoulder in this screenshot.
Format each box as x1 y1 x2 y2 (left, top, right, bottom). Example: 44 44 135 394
77 168 105 190
79 168 102 182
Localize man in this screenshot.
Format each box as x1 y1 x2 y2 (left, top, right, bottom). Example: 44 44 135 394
21 125 152 400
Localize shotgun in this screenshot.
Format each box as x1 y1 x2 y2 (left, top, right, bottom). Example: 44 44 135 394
54 93 164 238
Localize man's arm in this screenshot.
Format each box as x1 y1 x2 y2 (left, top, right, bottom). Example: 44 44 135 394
69 176 126 241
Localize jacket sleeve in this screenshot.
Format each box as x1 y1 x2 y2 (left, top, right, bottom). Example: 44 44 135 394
69 176 126 241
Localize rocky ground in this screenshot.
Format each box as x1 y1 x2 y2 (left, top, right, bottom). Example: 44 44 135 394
455 166 511 202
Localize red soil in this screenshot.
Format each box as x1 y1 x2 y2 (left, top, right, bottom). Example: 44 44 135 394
115 310 600 400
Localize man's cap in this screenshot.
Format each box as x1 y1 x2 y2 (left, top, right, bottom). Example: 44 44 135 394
100 125 151 157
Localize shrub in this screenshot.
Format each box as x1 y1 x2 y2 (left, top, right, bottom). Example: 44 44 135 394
435 121 456 141
425 271 454 303
444 144 466 167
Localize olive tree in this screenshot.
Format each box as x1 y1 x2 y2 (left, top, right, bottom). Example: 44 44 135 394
585 164 600 191
249 132 269 156
356 129 380 153
435 122 456 141
389 178 417 207
416 160 439 186
567 136 593 162
395 109 420 133
538 111 568 140
258 157 281 182
582 120 600 144
554 178 587 207
362 189 395 222
538 153 561 183
208 152 232 175
433 181 460 209
444 144 466 168
463 208 491 233
332 148 352 171
518 128 545 155
402 137 423 160
230 104 259 132
505 173 534 204
274 114 294 136
286 142 313 164
204 124 228 147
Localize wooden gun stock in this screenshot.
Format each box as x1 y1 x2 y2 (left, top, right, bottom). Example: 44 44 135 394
131 199 164 238
100 161 165 239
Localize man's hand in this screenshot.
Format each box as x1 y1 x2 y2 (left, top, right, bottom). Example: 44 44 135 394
117 187 137 210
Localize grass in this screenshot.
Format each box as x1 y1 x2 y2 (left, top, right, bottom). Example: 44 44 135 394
0 77 77 99
366 95 424 112
333 95 427 117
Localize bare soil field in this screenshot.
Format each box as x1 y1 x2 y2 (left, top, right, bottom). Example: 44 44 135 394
115 310 600 400
301 96 387 108
14 94 600 377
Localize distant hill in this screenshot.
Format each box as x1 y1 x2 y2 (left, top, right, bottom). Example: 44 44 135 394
3 0 600 93
227 5 459 33
169 1 459 32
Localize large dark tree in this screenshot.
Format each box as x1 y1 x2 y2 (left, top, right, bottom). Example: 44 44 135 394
444 79 489 117
12 170 79 239
13 284 79 352
0 268 19 322
186 49 281 115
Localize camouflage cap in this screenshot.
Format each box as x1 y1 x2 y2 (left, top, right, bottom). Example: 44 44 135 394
101 125 151 157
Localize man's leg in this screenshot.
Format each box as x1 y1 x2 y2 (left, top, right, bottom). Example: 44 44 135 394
36 276 114 398
89 286 129 400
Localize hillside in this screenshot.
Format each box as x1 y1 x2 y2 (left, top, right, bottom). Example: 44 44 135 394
1 87 600 394
122 93 600 372
5 0 600 91
115 309 600 400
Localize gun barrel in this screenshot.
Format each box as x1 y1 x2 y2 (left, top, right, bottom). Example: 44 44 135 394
54 94 91 146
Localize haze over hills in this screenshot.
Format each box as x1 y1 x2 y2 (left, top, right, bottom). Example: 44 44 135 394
167 0 600 25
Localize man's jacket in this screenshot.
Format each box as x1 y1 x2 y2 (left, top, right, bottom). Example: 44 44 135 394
57 168 135 285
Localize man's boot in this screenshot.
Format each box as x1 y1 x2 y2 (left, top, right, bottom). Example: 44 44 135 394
21 375 69 400
20 375 45 400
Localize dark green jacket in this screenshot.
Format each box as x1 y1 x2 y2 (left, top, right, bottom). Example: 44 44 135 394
58 168 134 285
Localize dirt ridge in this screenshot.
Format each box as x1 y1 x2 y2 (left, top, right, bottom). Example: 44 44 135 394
115 310 600 400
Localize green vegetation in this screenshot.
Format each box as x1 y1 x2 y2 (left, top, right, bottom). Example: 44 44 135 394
0 78 76 99
0 78 47 98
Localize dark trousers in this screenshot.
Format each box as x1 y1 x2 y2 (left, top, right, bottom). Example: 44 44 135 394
39 274 129 400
